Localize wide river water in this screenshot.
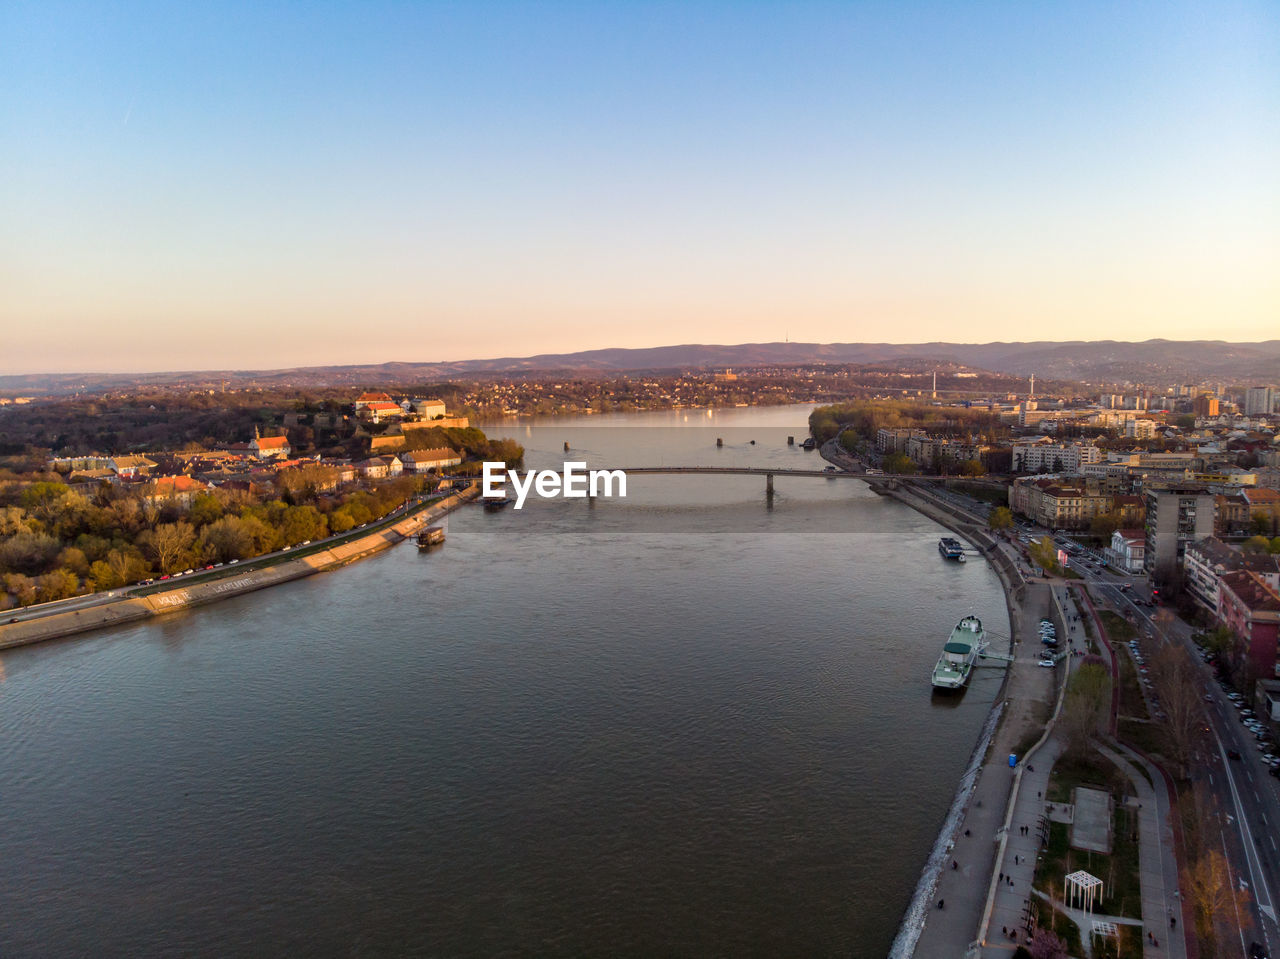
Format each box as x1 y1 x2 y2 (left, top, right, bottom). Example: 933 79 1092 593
0 405 1008 958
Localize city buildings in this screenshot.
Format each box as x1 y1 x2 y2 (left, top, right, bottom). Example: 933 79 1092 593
1245 386 1278 416
1185 537 1280 617
1218 570 1280 680
1143 485 1216 581
1107 528 1146 574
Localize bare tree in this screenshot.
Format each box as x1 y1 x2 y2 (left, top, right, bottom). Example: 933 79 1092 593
139 521 196 574
1182 849 1252 949
1150 643 1205 778
1059 662 1111 758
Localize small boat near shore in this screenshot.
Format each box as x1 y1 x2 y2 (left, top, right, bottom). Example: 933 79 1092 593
416 527 445 550
938 537 965 561
483 496 512 512
931 615 986 690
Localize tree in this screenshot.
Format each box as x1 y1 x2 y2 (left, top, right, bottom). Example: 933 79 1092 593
1183 849 1252 949
106 547 150 586
1150 644 1204 776
1028 537 1061 575
187 492 225 527
328 509 355 534
1058 662 1110 757
279 505 327 545
1242 535 1271 555
55 546 90 578
37 568 81 601
1089 511 1121 542
959 459 986 477
883 452 916 475
139 521 196 574
0 531 62 575
988 507 1014 532
3 573 37 607
838 430 859 455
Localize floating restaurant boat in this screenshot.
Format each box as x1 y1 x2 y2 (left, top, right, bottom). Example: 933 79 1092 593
483 496 512 512
931 615 987 690
938 537 965 560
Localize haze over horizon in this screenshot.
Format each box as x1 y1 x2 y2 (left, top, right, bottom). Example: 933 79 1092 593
5 1 1278 375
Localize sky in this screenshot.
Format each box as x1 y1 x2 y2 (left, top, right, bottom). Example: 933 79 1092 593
3 1 1278 374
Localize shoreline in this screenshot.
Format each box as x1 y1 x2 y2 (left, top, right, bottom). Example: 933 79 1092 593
881 482 1027 958
0 487 480 652
814 444 1059 956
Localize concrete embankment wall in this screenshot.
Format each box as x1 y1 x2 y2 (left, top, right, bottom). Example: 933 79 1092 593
0 488 478 652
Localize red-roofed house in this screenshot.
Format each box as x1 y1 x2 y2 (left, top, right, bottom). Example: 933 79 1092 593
355 392 395 411
143 475 212 510
359 401 403 423
250 432 291 460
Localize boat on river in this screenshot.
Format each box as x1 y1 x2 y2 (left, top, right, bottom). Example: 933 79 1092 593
417 527 445 550
931 615 986 690
938 537 965 561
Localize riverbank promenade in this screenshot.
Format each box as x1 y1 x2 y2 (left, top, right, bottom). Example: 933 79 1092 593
873 473 1190 958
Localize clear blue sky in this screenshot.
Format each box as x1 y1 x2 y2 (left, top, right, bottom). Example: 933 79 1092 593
3 1 1277 373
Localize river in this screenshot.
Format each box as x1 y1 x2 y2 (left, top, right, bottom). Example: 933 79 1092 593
0 405 1008 957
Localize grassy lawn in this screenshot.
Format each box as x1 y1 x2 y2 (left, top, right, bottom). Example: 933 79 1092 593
1115 652 1149 722
1118 717 1168 761
1099 610 1137 643
1033 806 1142 922
1045 750 1123 804
1091 924 1144 958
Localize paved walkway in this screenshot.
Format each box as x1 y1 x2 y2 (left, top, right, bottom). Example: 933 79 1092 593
877 479 1191 958
909 581 1059 958
1096 740 1188 959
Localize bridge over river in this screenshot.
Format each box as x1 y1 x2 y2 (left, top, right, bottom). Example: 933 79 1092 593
583 466 1005 495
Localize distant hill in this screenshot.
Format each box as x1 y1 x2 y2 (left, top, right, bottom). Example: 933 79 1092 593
4 339 1279 395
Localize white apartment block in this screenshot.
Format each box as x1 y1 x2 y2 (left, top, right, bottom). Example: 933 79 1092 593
1012 442 1103 473
1124 419 1157 439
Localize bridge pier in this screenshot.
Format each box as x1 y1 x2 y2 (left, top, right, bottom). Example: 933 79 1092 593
766 472 774 496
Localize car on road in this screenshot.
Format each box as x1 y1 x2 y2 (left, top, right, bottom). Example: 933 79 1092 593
1227 749 1242 760
1038 658 1056 667
1250 941 1268 959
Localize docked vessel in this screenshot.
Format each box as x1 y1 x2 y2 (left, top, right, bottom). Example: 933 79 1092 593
483 496 512 512
931 615 987 690
416 526 445 550
938 537 965 560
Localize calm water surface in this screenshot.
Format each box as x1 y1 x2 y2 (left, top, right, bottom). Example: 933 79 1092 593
0 406 1008 957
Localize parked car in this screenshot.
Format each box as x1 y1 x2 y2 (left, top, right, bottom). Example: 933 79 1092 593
1038 658 1056 668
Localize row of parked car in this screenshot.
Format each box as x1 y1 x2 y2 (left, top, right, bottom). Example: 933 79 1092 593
1037 618 1058 668
1222 688 1280 776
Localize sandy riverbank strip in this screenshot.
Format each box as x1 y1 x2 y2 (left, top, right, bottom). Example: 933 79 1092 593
0 487 480 652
